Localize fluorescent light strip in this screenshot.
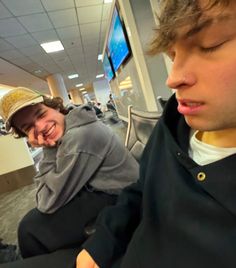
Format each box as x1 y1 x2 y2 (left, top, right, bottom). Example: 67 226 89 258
76 83 83 87
68 74 79 79
96 74 104 78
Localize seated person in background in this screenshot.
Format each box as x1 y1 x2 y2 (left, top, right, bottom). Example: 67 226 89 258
87 101 103 118
0 87 139 259
76 0 236 267
106 100 116 112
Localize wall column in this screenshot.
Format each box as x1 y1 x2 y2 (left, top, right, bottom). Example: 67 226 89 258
69 88 84 105
46 74 70 105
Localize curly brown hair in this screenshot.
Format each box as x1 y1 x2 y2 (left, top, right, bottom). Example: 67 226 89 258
148 0 230 55
12 96 69 138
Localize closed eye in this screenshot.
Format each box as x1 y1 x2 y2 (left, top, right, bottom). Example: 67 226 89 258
200 41 227 53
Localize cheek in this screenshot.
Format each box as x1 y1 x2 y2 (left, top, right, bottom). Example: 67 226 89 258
205 61 236 91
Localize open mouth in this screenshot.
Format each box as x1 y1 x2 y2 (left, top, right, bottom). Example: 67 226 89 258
177 99 205 115
42 124 56 138
179 100 203 107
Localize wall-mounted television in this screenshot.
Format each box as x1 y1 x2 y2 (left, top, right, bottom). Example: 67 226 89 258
107 6 131 72
102 52 115 82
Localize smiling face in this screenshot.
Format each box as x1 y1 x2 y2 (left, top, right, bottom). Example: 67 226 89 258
166 1 236 137
12 103 65 146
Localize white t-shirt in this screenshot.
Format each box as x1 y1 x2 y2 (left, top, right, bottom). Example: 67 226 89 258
189 130 236 166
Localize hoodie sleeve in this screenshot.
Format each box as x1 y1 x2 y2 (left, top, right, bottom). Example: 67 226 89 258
82 166 144 268
35 145 106 214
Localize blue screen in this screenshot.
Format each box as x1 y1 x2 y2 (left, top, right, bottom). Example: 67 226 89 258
102 52 114 81
107 7 130 72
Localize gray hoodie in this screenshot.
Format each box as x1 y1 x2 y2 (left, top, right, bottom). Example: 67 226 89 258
34 105 139 213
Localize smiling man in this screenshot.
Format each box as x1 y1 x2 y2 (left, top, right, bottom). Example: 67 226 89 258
0 87 139 259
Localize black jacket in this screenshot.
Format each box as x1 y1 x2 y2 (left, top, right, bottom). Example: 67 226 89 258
83 94 236 268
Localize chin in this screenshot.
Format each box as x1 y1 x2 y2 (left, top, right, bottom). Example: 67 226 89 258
184 117 212 131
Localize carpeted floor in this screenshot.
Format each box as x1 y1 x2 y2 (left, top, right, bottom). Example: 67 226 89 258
0 112 127 246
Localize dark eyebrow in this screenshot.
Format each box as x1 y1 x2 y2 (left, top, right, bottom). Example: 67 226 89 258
184 14 232 39
184 18 213 38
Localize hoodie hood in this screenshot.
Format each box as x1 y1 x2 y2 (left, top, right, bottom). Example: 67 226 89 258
65 104 98 132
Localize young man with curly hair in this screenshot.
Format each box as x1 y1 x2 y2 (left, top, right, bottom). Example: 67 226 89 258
0 87 139 259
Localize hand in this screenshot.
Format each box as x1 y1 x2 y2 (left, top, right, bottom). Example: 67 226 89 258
76 249 100 268
27 129 56 148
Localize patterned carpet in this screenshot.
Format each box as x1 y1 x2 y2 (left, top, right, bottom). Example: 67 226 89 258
0 113 127 246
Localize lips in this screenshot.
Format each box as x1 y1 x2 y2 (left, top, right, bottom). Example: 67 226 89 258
177 99 204 115
42 124 56 139
179 100 203 107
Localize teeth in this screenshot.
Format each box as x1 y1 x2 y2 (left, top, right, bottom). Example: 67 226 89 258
43 125 55 137
184 102 201 107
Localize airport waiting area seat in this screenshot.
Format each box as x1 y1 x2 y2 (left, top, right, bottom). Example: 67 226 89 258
125 105 162 163
84 105 161 237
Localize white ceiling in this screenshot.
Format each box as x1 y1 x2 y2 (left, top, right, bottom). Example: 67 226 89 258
0 0 113 92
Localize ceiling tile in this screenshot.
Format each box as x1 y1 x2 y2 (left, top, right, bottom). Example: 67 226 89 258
10 56 33 65
49 50 67 60
41 0 75 11
2 0 44 16
69 54 85 64
19 45 45 56
77 5 103 24
28 53 52 64
56 25 80 39
21 62 43 72
48 9 77 28
61 38 82 49
0 39 15 52
0 2 13 19
59 62 75 71
81 35 99 46
0 49 24 60
80 22 100 37
6 34 37 48
18 13 53 32
66 46 83 56
75 0 103 7
0 18 27 37
41 64 62 74
31 29 58 43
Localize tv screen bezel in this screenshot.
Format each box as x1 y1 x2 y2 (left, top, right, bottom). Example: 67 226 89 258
102 51 115 82
107 5 131 73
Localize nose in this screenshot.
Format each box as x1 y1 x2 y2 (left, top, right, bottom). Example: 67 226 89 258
166 51 196 90
34 119 45 137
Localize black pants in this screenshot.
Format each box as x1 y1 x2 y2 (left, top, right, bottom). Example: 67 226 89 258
0 248 79 268
18 188 117 258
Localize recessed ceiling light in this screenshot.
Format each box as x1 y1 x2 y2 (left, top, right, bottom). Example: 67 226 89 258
104 0 113 3
68 74 79 79
96 74 104 78
79 88 86 91
76 83 83 87
82 91 87 94
98 54 103 61
40 41 64 53
34 70 42 74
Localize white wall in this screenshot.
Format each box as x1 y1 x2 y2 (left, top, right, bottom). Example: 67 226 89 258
0 135 34 175
93 79 111 105
129 0 172 102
